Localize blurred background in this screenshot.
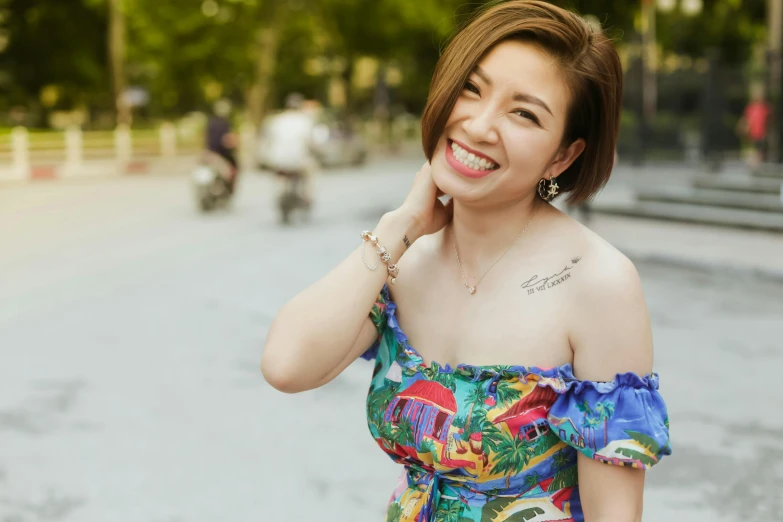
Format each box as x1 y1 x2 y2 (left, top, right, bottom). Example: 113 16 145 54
0 0 781 521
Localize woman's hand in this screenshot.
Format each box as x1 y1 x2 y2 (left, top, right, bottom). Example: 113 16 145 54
397 162 453 241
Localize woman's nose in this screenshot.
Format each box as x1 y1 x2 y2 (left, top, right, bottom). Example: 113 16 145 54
462 107 499 144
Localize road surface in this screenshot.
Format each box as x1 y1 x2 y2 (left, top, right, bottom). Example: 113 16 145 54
1 158 781 521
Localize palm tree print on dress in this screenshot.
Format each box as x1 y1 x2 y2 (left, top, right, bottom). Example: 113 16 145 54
593 400 616 448
360 286 671 521
575 398 617 451
492 377 524 408
583 415 601 450
421 363 458 392
434 499 463 522
487 429 536 489
522 471 543 492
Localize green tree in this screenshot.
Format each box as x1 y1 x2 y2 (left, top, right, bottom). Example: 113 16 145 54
529 429 559 458
575 400 593 439
367 384 399 427
124 0 259 117
593 400 615 448
547 464 578 492
0 0 110 123
419 439 437 456
435 498 464 522
552 449 570 471
584 415 601 450
491 432 535 489
394 417 416 447
495 378 523 407
653 0 767 64
422 363 457 391
480 419 505 456
522 471 542 491
463 385 490 436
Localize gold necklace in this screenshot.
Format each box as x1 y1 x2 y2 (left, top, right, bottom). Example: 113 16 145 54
452 207 538 295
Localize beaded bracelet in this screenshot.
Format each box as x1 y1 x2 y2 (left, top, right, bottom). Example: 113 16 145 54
360 230 400 285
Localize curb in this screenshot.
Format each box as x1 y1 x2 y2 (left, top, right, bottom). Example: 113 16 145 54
0 156 200 183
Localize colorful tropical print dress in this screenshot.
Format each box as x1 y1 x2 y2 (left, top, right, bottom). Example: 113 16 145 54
361 286 671 522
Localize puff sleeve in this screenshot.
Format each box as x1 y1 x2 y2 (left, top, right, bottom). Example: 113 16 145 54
547 367 671 469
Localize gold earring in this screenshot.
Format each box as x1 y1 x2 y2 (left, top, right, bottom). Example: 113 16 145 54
537 177 559 201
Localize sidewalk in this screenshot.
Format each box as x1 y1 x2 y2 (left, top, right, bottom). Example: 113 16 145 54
559 162 781 279
574 211 783 280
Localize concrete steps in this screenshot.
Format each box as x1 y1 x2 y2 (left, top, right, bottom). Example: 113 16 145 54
592 168 783 232
692 175 781 194
594 200 783 231
637 186 783 213
753 164 783 180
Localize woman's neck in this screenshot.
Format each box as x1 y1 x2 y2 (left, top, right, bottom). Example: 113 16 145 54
447 195 547 275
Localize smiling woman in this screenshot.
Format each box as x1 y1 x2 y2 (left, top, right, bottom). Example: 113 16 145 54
261 2 670 522
422 4 622 206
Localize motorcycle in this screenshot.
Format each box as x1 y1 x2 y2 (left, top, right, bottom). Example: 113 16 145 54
191 151 235 212
276 170 312 224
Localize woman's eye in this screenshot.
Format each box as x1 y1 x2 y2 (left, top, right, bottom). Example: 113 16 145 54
463 81 480 95
515 110 540 125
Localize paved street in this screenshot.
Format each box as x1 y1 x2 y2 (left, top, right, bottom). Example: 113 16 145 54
1 157 781 522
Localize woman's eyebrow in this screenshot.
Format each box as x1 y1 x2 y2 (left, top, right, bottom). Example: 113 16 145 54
512 93 553 117
473 65 554 117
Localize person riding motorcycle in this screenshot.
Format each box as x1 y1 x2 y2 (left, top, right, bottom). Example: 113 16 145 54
261 93 319 208
204 99 239 193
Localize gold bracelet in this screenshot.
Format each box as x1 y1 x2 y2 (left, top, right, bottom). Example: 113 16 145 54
360 230 400 285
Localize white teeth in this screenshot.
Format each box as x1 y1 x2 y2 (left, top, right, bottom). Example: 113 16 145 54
449 141 497 171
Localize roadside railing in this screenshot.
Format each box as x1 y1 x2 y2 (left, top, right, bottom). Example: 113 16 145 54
0 116 422 181
0 123 242 181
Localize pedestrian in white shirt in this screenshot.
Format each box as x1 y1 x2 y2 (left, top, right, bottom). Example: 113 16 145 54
262 93 319 206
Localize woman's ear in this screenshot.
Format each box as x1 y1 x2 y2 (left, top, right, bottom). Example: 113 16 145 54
547 138 586 178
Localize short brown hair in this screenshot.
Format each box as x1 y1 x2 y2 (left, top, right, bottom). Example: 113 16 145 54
421 0 622 204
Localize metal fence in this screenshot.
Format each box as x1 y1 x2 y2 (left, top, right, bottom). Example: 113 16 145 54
0 126 203 166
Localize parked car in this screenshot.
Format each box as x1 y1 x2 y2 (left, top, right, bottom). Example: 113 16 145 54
256 110 367 170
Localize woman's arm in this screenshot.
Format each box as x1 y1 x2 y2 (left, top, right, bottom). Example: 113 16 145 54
261 163 451 394
261 211 415 393
576 455 644 522
568 248 654 522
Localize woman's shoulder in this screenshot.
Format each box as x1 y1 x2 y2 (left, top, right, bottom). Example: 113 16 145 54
395 228 446 278
552 209 641 294
553 211 654 379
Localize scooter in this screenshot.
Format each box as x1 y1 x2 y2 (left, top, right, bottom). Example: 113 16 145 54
191 152 235 213
276 170 312 224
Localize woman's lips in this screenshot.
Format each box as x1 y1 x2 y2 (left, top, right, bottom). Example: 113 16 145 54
445 139 499 179
450 139 499 165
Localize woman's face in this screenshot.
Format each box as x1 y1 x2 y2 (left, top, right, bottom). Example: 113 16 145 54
431 39 584 205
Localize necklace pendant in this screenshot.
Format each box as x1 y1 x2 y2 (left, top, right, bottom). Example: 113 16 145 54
468 286 476 295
